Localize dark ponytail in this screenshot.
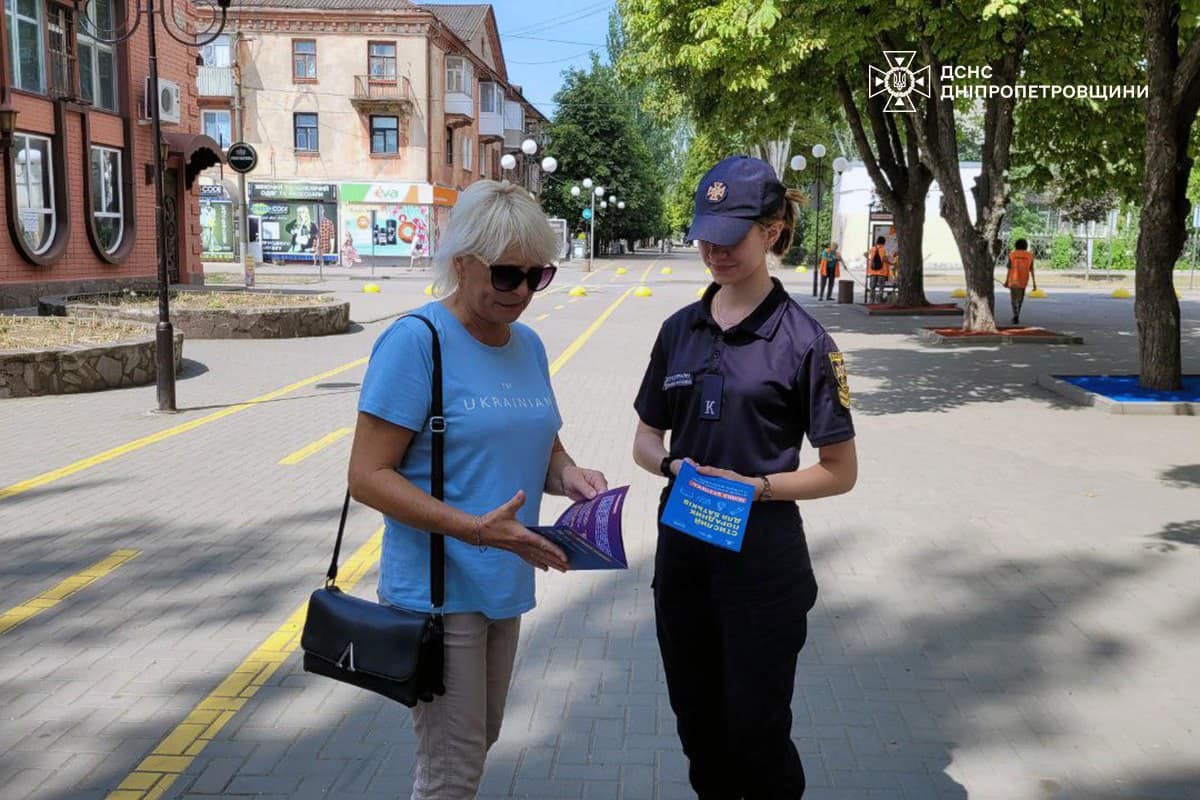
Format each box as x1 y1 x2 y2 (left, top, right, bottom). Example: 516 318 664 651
758 188 804 256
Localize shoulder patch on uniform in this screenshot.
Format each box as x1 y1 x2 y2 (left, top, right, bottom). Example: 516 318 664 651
828 351 851 409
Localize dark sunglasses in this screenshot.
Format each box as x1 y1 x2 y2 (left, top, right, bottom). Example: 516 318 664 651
489 264 557 293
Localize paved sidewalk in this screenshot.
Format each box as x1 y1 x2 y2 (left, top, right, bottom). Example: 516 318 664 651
2 251 1198 799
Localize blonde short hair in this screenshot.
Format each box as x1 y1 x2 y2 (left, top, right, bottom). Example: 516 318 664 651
432 180 560 296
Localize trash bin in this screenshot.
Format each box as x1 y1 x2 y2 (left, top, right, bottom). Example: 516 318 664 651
837 279 854 304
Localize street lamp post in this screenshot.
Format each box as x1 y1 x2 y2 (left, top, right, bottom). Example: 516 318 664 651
77 0 233 412
830 157 849 277
502 145 556 199
809 144 827 297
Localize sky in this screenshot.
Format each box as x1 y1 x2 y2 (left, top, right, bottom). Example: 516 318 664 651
422 0 616 119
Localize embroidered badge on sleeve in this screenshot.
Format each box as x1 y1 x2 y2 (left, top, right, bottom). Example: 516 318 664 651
828 351 851 409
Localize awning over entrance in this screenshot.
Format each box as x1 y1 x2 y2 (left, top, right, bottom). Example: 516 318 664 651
161 132 224 189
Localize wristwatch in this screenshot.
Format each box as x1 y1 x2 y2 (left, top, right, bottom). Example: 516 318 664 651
759 475 774 501
660 456 675 478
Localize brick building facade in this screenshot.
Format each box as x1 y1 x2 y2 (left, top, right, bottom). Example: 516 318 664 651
1 0 220 309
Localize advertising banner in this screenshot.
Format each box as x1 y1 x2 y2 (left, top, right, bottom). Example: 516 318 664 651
199 184 235 262
247 182 338 262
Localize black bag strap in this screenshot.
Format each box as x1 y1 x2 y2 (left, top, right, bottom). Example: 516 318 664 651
327 313 446 610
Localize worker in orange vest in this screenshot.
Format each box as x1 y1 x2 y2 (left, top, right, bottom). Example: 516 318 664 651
1004 238 1037 325
818 242 844 300
865 236 891 302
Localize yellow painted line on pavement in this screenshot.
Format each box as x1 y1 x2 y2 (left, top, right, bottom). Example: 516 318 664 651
549 287 635 377
554 304 565 310
108 294 634 797
535 313 550 321
0 358 369 504
0 550 140 637
107 528 384 800
278 427 353 465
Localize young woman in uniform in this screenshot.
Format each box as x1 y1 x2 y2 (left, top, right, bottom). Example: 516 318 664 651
632 155 859 798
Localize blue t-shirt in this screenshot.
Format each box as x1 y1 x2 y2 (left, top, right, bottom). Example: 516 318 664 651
357 301 562 618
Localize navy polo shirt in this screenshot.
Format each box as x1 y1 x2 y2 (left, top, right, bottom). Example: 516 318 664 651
634 278 855 478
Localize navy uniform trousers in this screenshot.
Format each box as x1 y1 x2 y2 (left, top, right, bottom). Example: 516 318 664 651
654 494 819 799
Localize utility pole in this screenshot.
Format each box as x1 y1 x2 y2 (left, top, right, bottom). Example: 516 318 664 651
233 27 252 287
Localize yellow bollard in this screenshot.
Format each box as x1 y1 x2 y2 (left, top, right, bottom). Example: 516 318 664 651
1030 288 1047 299
364 283 382 294
705 268 712 277
616 267 628 275
661 267 673 275
423 284 433 296
1111 287 1132 298
696 286 705 297
634 285 653 297
568 286 588 297
950 288 966 298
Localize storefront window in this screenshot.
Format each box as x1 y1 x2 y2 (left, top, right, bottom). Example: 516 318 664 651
90 146 123 253
14 133 55 254
6 0 46 94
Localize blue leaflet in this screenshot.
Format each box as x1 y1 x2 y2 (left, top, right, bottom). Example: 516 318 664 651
660 461 753 552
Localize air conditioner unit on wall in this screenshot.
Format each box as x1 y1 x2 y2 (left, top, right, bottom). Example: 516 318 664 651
143 77 182 125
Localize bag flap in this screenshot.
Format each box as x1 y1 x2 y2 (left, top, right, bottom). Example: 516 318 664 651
301 588 432 682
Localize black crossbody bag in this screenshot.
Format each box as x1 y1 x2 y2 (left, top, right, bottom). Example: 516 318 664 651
300 314 447 707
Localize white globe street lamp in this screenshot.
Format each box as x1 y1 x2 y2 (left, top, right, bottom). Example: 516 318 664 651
600 201 607 209
811 143 826 159
808 144 829 296
570 185 581 197
582 177 593 189
595 186 605 197
609 195 617 204
789 154 806 173
541 156 558 174
617 201 625 209
500 153 517 171
832 156 849 173
521 138 538 156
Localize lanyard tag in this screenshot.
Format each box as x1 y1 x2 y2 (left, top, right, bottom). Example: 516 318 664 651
698 373 723 420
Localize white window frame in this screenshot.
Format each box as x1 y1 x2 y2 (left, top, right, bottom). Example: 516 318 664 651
202 109 232 148
90 146 123 253
479 141 486 175
201 34 231 68
462 134 472 171
77 0 118 110
6 0 46 94
14 133 56 254
445 55 473 96
480 81 495 113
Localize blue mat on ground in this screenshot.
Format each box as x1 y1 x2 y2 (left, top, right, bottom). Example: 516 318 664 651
1056 375 1200 403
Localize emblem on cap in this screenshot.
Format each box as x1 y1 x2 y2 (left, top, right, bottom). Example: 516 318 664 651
705 181 727 203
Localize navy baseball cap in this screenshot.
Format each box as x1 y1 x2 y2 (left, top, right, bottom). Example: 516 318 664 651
688 155 786 246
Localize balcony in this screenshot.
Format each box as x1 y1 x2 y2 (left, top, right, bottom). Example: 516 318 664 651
445 90 474 128
351 75 413 115
479 110 503 142
503 102 526 150
197 65 234 98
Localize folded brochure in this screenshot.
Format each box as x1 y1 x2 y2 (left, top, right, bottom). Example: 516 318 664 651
529 485 629 570
659 461 753 552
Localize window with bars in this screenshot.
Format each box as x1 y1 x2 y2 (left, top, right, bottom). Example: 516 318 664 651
368 42 396 80
294 113 319 152
46 4 76 100
371 116 399 155
293 39 316 81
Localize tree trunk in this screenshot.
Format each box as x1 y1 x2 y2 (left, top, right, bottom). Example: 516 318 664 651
1136 0 1188 390
893 194 932 307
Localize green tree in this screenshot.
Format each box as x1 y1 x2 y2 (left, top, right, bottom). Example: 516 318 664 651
541 57 667 254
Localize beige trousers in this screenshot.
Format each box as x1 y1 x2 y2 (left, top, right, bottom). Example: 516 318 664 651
410 612 521 800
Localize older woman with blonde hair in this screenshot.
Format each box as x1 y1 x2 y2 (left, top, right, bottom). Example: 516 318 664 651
348 180 608 799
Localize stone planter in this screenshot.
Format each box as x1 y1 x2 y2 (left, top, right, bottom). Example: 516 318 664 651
40 288 350 339
1 320 183 398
